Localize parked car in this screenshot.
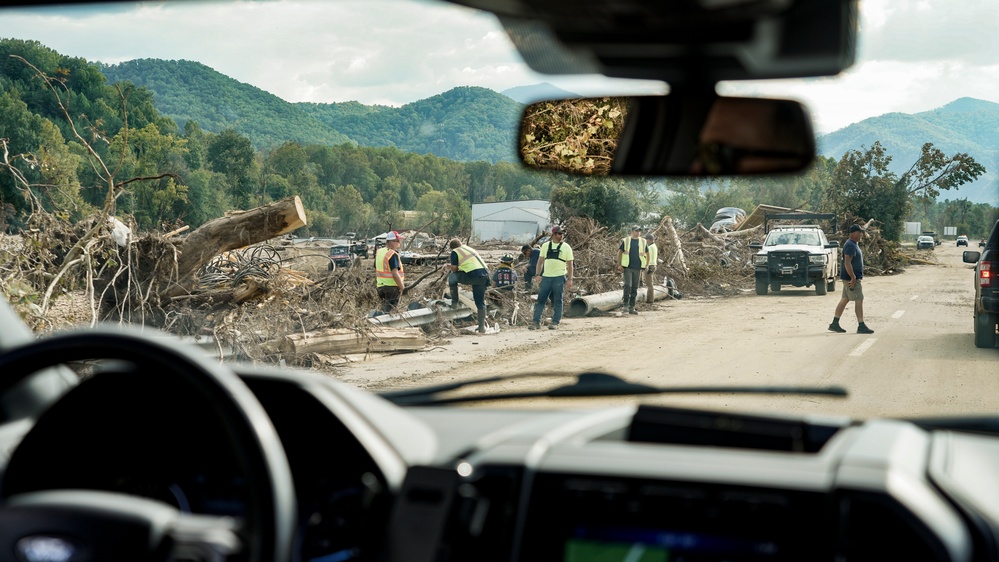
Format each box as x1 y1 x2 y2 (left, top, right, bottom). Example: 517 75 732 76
749 225 840 295
916 235 936 250
963 219 999 348
957 235 969 247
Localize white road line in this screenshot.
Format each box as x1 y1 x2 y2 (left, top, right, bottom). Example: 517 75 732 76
892 310 905 319
850 338 877 357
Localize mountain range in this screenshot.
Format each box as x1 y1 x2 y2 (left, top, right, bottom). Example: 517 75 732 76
100 59 997 205
817 97 998 205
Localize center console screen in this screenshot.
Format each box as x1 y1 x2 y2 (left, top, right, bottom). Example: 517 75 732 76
518 474 833 562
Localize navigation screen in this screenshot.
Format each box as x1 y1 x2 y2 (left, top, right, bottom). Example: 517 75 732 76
564 526 780 562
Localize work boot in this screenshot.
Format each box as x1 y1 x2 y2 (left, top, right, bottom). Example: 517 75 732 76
828 321 846 333
857 323 875 334
629 308 638 315
476 308 486 333
529 322 540 330
548 323 559 330
449 285 460 308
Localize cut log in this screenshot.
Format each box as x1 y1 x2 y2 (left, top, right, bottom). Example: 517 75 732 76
163 196 307 297
265 327 427 356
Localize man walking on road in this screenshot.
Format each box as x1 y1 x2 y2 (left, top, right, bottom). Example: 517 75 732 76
531 226 574 330
829 224 874 334
618 225 649 314
448 238 491 333
374 231 405 313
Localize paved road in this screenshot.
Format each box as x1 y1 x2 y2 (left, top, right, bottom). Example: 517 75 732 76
334 242 996 420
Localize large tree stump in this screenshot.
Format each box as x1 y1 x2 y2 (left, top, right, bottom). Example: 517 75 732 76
163 196 306 297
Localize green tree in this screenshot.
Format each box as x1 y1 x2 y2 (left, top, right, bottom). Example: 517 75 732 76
828 142 909 240
206 129 256 207
329 184 367 233
549 177 639 229
183 169 230 227
828 141 987 241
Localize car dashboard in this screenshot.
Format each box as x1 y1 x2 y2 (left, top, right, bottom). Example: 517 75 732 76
2 358 999 562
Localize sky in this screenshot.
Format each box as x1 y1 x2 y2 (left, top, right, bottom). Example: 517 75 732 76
1 0 998 135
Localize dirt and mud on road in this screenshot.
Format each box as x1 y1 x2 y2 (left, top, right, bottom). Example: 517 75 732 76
333 242 997 421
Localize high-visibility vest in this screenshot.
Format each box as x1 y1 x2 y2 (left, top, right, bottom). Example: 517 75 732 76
375 247 404 287
453 245 487 273
648 243 658 266
620 236 648 268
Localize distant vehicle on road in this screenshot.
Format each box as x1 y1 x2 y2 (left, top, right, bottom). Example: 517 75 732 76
916 236 935 250
921 231 941 246
957 235 968 247
328 244 359 271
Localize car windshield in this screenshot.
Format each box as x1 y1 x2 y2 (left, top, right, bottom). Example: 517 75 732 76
0 0 997 424
766 232 819 246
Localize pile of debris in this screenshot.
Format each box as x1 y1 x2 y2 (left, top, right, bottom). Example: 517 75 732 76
0 197 907 371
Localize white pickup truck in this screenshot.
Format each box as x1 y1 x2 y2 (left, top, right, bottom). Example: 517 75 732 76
749 225 840 295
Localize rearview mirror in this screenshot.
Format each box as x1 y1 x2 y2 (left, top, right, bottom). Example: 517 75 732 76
518 95 815 177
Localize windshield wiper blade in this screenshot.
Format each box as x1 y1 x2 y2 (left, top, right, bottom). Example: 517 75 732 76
381 372 848 406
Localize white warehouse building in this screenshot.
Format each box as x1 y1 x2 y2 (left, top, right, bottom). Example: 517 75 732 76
471 200 551 243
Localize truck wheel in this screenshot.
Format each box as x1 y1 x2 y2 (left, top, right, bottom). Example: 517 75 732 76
974 310 998 348
770 282 781 293
328 260 337 273
815 279 827 295
827 278 836 292
755 278 768 295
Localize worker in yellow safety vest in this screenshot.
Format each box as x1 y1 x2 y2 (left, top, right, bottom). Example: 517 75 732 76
617 225 649 314
448 238 491 333
644 232 658 303
375 231 405 313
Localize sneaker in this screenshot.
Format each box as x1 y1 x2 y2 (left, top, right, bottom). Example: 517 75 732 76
528 323 540 330
628 308 638 315
548 323 559 330
828 323 846 333
857 324 875 334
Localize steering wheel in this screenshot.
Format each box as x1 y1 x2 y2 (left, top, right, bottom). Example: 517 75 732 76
0 326 296 562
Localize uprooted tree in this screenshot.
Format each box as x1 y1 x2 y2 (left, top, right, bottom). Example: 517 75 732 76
0 55 181 320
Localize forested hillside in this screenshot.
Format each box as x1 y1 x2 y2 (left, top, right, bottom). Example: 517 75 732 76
99 59 352 149
297 86 521 163
101 59 520 163
819 98 999 205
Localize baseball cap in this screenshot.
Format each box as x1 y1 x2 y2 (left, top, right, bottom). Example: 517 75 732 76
848 224 865 233
644 233 654 240
551 226 565 235
386 230 402 241
631 225 641 231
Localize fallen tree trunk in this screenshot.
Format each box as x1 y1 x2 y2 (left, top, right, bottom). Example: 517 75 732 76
663 217 688 275
263 326 427 356
163 196 307 297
